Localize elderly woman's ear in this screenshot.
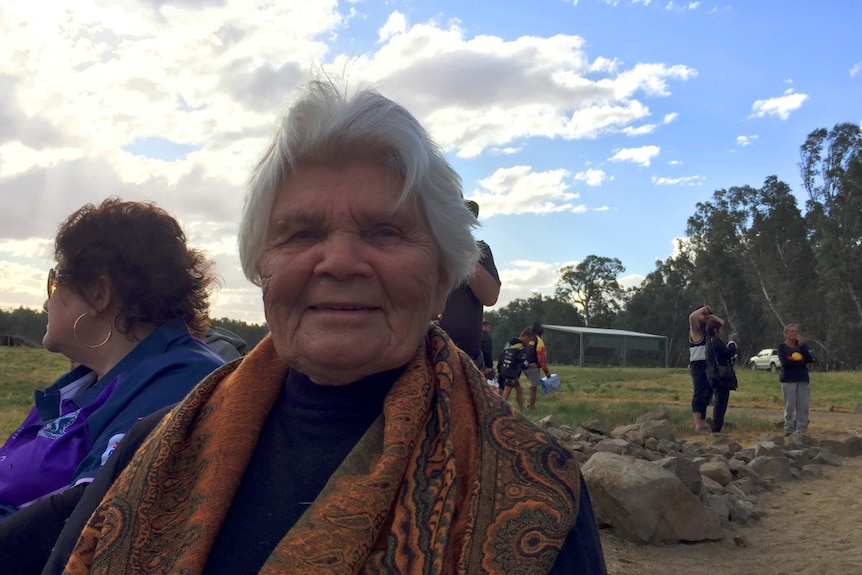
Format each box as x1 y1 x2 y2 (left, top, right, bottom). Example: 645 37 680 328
85 275 116 315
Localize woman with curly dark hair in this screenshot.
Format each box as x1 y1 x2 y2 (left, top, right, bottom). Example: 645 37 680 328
0 198 225 572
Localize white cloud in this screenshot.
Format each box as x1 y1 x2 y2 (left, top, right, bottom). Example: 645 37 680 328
652 175 704 186
851 61 862 78
377 11 407 42
469 165 584 216
330 23 695 158
619 272 645 289
622 111 677 136
750 89 809 120
623 123 658 136
574 168 609 186
608 145 660 167
497 260 558 300
664 1 700 10
736 134 759 147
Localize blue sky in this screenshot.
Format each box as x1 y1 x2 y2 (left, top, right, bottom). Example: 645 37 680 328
1 0 860 324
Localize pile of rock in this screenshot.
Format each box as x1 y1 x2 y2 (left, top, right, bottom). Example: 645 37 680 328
538 410 862 545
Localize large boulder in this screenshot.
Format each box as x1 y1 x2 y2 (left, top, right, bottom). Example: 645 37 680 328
582 452 723 545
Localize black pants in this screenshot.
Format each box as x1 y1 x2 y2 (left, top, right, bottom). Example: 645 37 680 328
690 361 710 416
711 386 731 432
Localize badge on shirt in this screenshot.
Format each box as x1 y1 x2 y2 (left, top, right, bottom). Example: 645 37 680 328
37 411 80 440
100 433 126 465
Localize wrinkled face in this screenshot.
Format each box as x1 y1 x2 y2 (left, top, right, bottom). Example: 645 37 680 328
258 161 450 385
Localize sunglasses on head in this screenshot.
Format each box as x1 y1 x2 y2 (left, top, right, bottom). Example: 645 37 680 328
47 268 73 299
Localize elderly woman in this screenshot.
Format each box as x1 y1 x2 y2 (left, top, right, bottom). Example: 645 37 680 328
52 81 607 575
0 199 225 573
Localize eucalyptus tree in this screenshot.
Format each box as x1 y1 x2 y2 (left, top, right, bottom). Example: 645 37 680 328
685 186 753 335
799 122 862 366
554 255 625 327
619 248 700 366
685 177 816 357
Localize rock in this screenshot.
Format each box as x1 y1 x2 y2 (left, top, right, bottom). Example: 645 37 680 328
700 461 733 486
594 438 633 455
580 418 610 436
582 452 724 545
653 456 703 495
754 441 785 458
537 414 561 429
636 409 671 423
801 463 824 479
745 456 794 482
818 434 862 457
639 418 676 442
811 449 842 467
545 408 859 548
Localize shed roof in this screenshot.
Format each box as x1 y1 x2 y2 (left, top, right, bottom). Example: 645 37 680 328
543 325 666 339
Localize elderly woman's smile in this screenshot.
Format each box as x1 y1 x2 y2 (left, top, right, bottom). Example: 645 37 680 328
258 160 450 386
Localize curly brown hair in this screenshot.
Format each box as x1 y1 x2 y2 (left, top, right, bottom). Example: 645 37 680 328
54 198 215 335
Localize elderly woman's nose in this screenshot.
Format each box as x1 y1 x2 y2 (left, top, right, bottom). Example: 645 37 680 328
314 232 372 277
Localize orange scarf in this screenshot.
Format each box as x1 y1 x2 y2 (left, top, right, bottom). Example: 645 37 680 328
65 326 580 574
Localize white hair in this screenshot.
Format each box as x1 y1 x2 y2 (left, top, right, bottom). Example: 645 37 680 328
238 79 480 288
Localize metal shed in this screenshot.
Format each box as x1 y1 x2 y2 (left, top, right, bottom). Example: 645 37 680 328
543 325 668 368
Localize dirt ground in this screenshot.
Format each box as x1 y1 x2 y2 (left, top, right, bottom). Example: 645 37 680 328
599 406 862 575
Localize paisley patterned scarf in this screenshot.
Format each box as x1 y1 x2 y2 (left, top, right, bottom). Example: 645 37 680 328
64 326 580 575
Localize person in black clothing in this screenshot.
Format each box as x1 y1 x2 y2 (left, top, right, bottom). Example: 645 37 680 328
498 337 528 411
439 200 501 367
480 320 495 379
705 319 738 434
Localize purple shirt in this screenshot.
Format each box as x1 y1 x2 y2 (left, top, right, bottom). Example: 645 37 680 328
0 319 224 510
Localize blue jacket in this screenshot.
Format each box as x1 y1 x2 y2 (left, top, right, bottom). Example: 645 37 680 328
0 318 224 510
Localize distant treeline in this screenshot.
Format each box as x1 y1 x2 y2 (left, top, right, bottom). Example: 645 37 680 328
0 307 269 350
210 317 270 349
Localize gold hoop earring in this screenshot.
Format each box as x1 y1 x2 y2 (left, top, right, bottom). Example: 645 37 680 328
73 313 113 349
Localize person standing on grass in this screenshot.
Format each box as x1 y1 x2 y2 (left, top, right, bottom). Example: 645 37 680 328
526 322 551 409
778 323 814 436
705 319 737 435
689 304 724 433
499 337 528 411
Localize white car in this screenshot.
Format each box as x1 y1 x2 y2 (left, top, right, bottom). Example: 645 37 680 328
748 348 780 371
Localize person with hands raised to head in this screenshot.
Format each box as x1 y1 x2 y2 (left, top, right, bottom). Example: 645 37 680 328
689 304 724 433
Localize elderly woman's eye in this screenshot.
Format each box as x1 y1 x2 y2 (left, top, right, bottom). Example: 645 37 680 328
366 225 404 242
279 229 323 245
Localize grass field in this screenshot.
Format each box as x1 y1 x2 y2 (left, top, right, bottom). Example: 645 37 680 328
0 347 858 441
